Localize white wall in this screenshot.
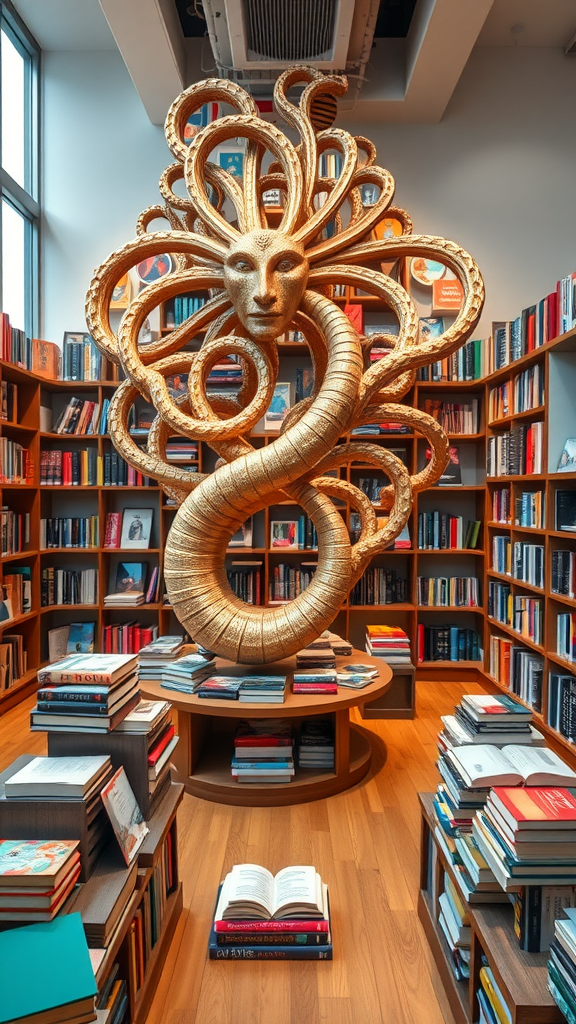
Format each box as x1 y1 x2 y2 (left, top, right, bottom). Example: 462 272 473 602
42 45 576 342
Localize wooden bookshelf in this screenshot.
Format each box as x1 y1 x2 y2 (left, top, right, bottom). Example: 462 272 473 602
418 792 564 1024
483 325 576 762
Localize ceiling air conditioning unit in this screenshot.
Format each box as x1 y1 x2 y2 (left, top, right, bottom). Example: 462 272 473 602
202 0 357 73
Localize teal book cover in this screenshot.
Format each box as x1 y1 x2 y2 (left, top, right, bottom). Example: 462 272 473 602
0 913 97 1023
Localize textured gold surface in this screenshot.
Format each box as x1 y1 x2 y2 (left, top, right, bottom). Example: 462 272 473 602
86 67 484 663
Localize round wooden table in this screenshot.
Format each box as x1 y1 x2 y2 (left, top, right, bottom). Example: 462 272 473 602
141 648 392 806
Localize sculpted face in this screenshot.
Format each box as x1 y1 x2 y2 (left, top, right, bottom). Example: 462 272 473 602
223 230 309 342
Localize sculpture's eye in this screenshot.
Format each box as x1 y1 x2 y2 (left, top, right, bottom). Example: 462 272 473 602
232 258 253 273
276 257 298 273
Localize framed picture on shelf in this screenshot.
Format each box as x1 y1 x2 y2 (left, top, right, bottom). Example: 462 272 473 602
120 508 153 549
264 382 291 432
229 518 253 548
218 150 244 177
270 521 299 550
109 273 131 310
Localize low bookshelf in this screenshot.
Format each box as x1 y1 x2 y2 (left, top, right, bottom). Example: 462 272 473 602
418 792 563 1024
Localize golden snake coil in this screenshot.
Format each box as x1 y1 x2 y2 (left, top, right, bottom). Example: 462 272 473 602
86 66 484 663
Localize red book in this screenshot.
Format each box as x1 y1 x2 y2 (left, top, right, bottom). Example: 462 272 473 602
215 919 329 934
235 736 292 746
148 724 175 766
293 684 338 694
343 303 364 334
491 787 576 829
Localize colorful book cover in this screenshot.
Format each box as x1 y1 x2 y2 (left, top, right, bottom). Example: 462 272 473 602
0 840 79 884
101 767 149 866
493 787 576 823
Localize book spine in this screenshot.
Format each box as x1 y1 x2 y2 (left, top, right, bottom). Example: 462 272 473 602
208 944 332 959
214 919 329 933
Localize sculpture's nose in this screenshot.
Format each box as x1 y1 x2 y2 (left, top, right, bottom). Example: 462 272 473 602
254 266 276 306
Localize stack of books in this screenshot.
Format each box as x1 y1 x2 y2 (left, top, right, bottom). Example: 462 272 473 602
0 839 81 922
365 624 412 663
437 869 471 981
293 668 337 695
209 863 332 959
237 675 287 703
195 676 244 700
104 590 145 607
232 721 294 784
31 654 140 733
438 692 546 750
336 663 378 689
295 637 336 670
549 908 576 1020
116 699 178 805
297 720 335 769
473 780 576 892
325 632 352 657
433 785 506 906
137 635 186 682
160 652 213 694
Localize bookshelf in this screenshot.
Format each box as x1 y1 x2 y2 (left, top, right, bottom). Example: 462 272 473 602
483 325 576 763
418 792 564 1024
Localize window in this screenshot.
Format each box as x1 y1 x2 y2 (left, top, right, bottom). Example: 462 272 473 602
0 2 39 338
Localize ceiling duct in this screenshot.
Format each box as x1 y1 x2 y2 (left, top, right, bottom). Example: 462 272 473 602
201 0 379 107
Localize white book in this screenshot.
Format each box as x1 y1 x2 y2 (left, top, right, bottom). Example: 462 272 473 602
215 864 326 921
442 716 545 747
115 700 171 733
5 755 110 798
447 744 576 789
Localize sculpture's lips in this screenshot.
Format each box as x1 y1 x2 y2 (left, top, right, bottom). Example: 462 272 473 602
248 312 281 318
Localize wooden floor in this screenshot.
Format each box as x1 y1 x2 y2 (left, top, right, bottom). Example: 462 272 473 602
0 680 489 1024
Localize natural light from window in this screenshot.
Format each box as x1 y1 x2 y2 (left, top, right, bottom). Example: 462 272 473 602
2 198 26 331
1 28 26 189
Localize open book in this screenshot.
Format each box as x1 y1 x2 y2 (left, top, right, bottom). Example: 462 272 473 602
447 744 576 789
214 864 328 921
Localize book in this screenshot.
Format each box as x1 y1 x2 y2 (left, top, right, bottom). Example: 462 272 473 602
4 754 111 799
558 439 576 472
37 653 138 685
66 622 95 654
100 766 149 866
110 562 147 596
114 699 171 734
208 921 332 959
0 839 80 889
0 913 97 1024
215 864 326 922
446 744 576 789
264 382 290 432
490 787 576 831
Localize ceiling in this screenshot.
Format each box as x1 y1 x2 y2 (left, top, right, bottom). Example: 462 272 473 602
11 0 576 123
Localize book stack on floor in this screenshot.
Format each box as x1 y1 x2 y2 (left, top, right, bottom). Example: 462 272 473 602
297 720 335 770
137 635 186 682
0 913 98 1024
0 839 81 923
473 776 576 893
548 908 576 1022
438 692 546 751
0 755 114 880
116 699 178 809
160 652 213 694
208 863 332 959
437 869 472 982
293 668 337 695
232 720 294 784
30 654 140 733
365 624 412 664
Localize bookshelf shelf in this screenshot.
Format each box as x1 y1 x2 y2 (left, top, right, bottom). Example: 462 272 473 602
418 792 564 1024
488 404 546 427
486 616 545 653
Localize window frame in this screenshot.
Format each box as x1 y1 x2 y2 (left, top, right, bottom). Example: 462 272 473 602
0 0 40 339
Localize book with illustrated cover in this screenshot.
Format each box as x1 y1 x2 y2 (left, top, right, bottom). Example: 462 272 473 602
66 622 95 654
120 508 153 549
0 839 80 888
38 653 138 685
101 766 149 865
558 439 576 472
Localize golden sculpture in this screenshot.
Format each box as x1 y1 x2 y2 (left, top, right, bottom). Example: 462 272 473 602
86 67 484 663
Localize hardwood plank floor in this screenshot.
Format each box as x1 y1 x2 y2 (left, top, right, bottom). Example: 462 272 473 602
0 679 489 1024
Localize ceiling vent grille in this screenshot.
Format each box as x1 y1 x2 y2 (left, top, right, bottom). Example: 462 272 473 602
244 0 338 63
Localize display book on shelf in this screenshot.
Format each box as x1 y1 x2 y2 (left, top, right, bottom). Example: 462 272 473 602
0 755 183 1024
418 687 576 1024
0 349 194 715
